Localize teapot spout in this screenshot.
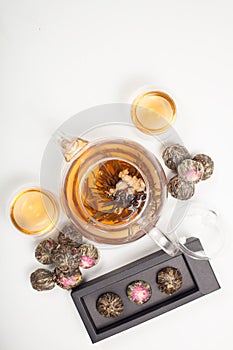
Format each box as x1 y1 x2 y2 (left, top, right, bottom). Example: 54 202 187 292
53 130 88 162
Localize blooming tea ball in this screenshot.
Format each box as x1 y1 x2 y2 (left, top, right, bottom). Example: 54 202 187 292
157 267 183 295
96 292 124 318
177 159 204 184
30 268 55 291
52 245 81 272
58 223 83 247
168 175 195 200
78 244 99 269
193 154 214 180
35 239 57 265
127 280 152 304
55 267 82 290
162 144 190 171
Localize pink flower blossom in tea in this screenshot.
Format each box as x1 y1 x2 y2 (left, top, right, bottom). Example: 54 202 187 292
79 256 95 269
131 285 150 303
127 280 152 304
59 275 77 287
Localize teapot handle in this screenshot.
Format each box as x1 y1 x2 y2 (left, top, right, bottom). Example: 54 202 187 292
148 226 180 257
53 130 88 162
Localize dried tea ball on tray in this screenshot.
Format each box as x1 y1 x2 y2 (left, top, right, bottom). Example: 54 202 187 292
193 154 214 180
97 292 124 318
30 268 55 291
127 280 152 305
58 223 83 247
157 267 182 295
55 267 82 290
168 175 195 200
177 159 204 184
78 244 99 269
35 239 57 265
162 144 190 171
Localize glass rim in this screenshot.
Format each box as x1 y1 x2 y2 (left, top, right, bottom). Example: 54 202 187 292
10 187 60 235
131 90 176 134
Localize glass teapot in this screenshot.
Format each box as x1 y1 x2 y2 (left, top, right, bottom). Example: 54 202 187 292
56 134 167 246
41 103 222 260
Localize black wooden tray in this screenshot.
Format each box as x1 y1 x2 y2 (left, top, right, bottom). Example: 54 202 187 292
71 238 220 343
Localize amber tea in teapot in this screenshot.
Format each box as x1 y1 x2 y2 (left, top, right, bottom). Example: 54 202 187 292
79 159 146 226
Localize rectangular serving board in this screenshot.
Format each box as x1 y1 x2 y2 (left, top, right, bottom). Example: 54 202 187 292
71 238 220 343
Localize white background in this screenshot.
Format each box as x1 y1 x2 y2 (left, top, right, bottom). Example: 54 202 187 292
1 0 233 349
